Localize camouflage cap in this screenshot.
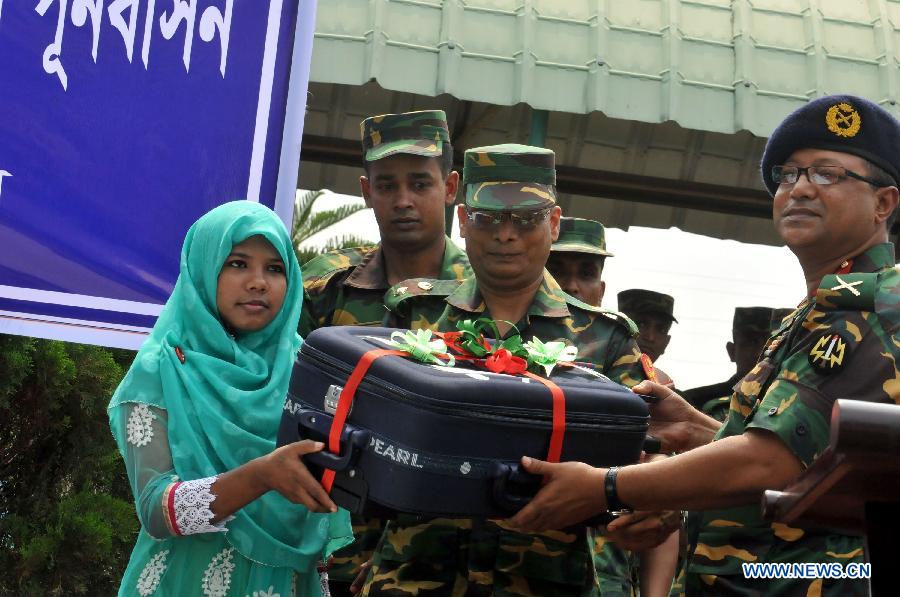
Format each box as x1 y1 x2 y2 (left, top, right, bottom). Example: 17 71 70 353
463 143 556 211
732 307 775 336
617 289 678 323
551 217 614 257
360 110 450 162
769 307 795 331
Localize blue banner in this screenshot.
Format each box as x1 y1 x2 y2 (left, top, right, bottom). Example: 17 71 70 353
0 0 316 348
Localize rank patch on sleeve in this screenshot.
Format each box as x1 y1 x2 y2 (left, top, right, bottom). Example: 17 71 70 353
808 332 849 373
640 353 658 382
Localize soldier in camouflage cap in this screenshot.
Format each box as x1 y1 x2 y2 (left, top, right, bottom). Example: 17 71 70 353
358 144 678 596
617 289 677 389
546 221 680 594
547 217 613 307
463 143 556 210
360 110 450 162
300 110 471 594
673 306 782 597
300 108 468 336
617 290 678 350
510 93 900 596
684 306 779 422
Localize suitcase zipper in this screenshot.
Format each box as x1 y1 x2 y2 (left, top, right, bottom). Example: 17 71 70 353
298 344 648 432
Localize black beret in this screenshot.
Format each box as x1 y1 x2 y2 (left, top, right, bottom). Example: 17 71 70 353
760 94 900 197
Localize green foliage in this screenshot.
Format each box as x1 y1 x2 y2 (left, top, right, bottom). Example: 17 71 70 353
292 189 373 265
0 334 137 595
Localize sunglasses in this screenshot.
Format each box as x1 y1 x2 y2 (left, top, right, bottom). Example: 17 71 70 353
465 208 551 231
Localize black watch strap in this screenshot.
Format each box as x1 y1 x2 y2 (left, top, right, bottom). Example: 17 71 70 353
604 466 632 514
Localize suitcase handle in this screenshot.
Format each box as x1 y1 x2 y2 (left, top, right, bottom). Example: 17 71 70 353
296 409 371 473
491 461 617 527
490 462 541 513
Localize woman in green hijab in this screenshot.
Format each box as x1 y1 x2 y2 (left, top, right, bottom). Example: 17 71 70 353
108 201 351 596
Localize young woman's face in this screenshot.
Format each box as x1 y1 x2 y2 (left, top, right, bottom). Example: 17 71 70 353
216 235 287 333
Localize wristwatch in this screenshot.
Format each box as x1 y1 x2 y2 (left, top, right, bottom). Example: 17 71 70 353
604 467 633 515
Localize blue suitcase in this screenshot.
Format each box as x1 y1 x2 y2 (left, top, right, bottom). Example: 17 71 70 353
277 326 650 519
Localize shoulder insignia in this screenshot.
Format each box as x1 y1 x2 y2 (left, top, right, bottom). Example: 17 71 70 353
873 267 900 321
563 293 602 313
384 278 460 312
302 246 375 281
808 331 851 373
563 296 638 335
817 273 876 312
598 308 640 337
639 353 657 382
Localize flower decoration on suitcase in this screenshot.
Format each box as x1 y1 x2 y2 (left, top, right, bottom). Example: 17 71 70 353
389 318 580 379
522 337 579 376
388 329 455 367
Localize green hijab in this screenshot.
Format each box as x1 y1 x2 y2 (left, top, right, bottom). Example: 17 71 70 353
109 201 349 570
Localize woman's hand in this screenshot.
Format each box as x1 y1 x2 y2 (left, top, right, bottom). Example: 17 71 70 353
256 440 337 513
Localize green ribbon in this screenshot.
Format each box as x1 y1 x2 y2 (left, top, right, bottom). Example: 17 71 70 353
523 337 578 376
453 318 501 357
451 319 576 378
497 334 528 358
389 329 455 367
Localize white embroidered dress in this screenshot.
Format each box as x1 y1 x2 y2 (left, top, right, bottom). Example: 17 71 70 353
113 403 313 597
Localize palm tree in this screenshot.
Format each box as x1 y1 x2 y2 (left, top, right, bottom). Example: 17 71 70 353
291 189 373 264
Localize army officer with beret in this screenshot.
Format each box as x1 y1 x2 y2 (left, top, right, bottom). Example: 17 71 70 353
510 94 900 596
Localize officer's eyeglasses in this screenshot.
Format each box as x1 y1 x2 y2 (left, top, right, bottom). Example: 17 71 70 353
465 208 551 231
772 165 884 187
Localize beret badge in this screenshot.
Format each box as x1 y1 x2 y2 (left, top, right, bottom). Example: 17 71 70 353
825 102 861 138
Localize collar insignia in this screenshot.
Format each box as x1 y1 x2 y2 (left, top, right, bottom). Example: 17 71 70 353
830 275 864 296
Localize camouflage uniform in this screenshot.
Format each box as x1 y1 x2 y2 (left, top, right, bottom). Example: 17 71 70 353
682 94 900 596
672 307 781 597
300 110 472 586
768 308 795 333
549 218 642 595
362 144 648 596
686 243 900 595
684 307 781 423
300 108 469 340
299 242 470 336
683 374 740 425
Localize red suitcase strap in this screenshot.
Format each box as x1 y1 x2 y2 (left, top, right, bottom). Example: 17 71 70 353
321 348 406 492
522 372 566 463
320 346 568 492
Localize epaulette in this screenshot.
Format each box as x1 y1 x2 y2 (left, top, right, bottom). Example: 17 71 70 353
816 272 877 312
302 246 376 282
874 267 900 323
384 278 461 312
564 295 639 337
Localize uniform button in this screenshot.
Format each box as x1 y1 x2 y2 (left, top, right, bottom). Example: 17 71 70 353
768 407 778 416
796 424 807 436
417 281 433 291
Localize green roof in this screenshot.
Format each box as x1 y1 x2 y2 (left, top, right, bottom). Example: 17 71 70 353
310 0 900 136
